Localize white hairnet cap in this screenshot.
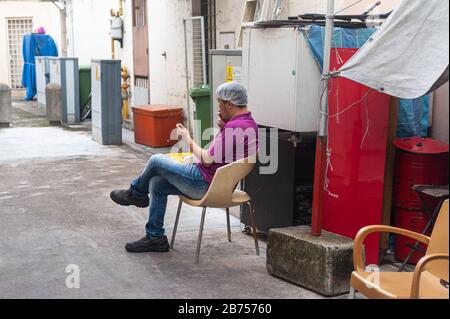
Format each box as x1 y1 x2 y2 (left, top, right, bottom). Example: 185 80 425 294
216 82 248 106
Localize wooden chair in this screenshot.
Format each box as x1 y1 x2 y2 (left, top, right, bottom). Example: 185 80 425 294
350 200 449 299
170 153 260 264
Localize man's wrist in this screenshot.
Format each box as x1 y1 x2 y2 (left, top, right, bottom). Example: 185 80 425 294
187 137 193 150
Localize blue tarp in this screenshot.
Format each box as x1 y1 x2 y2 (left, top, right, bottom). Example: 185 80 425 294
21 34 58 100
302 25 429 138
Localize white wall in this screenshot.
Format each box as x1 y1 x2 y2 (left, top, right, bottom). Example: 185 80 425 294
215 0 246 49
65 0 135 117
0 0 61 87
67 0 130 65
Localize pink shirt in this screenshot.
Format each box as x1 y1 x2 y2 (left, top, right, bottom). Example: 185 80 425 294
196 112 259 184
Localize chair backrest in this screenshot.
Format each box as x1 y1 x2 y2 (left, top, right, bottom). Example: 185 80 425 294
200 152 257 208
425 199 449 281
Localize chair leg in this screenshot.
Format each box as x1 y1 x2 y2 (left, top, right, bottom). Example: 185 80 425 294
170 199 183 249
398 197 444 272
226 208 232 242
349 287 356 299
246 202 260 256
195 207 207 265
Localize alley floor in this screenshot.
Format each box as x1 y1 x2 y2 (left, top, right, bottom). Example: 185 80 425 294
0 100 332 299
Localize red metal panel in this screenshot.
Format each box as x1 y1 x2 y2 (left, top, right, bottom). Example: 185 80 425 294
322 48 390 265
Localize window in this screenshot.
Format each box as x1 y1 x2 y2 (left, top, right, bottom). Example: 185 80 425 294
6 17 33 89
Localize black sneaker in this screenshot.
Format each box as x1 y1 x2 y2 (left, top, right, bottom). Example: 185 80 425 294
125 236 170 253
110 189 149 208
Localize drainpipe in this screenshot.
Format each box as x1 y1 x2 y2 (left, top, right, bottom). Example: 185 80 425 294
44 0 68 56
67 0 75 57
111 0 129 120
110 8 117 59
59 2 68 57
110 0 124 59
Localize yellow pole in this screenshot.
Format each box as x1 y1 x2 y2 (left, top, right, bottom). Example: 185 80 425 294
123 99 129 120
119 0 124 16
121 66 130 120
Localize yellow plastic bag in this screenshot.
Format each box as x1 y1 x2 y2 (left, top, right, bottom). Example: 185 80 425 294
166 152 194 164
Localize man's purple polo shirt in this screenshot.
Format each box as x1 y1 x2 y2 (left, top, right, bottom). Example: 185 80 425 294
196 112 259 184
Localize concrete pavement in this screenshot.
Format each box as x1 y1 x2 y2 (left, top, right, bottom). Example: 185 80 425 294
0 101 329 299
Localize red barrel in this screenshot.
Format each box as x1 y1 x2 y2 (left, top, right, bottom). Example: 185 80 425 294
393 137 449 264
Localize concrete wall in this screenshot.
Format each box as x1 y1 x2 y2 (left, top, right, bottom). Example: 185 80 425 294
0 0 61 87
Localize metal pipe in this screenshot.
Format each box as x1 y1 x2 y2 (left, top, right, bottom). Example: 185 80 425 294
111 39 115 59
183 18 192 133
195 207 207 265
318 0 335 137
118 0 124 16
363 1 382 15
246 202 260 256
171 199 183 249
226 208 232 242
200 16 207 85
311 0 335 237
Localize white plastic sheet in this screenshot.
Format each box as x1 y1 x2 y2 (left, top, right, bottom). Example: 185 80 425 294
338 0 449 99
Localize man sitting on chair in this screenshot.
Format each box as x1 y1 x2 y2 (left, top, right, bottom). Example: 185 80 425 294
110 82 259 252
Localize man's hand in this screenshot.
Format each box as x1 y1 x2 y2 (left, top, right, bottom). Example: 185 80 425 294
176 123 191 144
217 113 226 129
177 123 215 167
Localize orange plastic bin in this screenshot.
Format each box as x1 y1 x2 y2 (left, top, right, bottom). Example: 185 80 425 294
132 105 183 148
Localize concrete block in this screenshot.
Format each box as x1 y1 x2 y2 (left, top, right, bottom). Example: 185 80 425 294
0 83 12 127
46 83 62 126
267 226 354 297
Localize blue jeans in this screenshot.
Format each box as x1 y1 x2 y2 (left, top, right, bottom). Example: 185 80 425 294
130 154 209 238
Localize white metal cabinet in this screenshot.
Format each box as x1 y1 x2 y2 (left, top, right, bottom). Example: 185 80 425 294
242 26 322 132
48 57 80 124
91 60 122 145
36 56 49 115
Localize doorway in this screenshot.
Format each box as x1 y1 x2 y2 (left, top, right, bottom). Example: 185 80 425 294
132 0 150 105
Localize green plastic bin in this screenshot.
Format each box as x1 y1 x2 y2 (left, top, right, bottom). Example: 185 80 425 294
189 85 212 148
79 66 91 117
